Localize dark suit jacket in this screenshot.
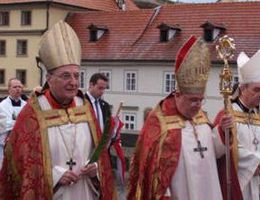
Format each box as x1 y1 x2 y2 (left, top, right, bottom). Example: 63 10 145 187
85 93 111 127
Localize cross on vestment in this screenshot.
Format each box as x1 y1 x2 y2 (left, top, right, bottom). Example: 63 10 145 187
193 140 208 158
66 158 76 170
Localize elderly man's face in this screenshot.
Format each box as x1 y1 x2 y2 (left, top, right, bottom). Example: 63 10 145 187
241 83 260 108
47 65 79 105
175 92 205 119
9 79 23 100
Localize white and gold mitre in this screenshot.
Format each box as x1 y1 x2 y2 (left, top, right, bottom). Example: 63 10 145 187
38 20 81 71
175 36 210 94
237 50 260 84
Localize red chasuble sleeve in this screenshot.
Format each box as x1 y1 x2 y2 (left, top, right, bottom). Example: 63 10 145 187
0 93 117 200
214 110 243 200
127 94 182 200
0 101 51 199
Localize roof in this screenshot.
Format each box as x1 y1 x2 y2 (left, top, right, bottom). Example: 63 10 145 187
67 2 260 61
0 0 139 11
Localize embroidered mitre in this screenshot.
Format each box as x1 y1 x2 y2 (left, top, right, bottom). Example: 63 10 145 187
38 20 81 71
237 50 260 84
175 36 210 94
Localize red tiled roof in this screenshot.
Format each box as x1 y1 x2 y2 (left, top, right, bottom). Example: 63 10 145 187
0 0 139 11
67 2 260 61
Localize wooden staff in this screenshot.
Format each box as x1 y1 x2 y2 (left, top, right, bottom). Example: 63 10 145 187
216 35 235 200
115 101 123 117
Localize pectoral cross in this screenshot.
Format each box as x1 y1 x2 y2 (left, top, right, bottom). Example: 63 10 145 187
193 140 208 158
66 158 76 170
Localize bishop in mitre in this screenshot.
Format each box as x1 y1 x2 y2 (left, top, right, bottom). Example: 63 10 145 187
0 21 117 200
127 36 232 200
215 50 260 200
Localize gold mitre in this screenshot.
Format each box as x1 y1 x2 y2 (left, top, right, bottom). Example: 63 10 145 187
38 20 81 71
175 36 210 94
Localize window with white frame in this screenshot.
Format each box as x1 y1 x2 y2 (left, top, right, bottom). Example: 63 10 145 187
125 71 137 91
123 113 136 130
164 72 175 93
100 70 111 90
79 70 86 89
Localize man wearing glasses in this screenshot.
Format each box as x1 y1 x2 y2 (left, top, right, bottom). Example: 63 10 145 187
0 21 117 200
128 36 232 200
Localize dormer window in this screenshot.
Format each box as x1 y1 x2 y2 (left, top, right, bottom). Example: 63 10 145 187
157 23 181 42
88 24 108 42
116 0 126 11
200 21 226 42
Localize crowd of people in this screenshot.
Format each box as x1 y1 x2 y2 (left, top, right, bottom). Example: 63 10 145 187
0 20 259 200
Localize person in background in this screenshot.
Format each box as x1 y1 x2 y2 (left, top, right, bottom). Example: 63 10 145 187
0 78 26 168
85 73 111 133
0 21 117 200
215 50 260 200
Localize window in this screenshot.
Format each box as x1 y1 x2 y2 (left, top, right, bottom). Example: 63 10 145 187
160 30 168 42
123 113 136 130
0 40 6 56
16 70 26 85
204 29 213 42
201 22 226 42
164 72 175 93
125 71 137 91
0 11 9 26
100 70 111 90
17 40 27 56
157 23 181 42
88 24 108 42
79 70 86 89
21 11 31 25
90 30 97 42
0 69 5 84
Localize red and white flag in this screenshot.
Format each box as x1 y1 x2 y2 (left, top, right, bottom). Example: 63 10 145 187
111 116 126 184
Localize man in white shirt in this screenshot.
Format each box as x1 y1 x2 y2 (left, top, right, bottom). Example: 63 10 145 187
0 78 26 167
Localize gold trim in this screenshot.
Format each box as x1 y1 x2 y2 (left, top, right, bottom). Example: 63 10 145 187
29 94 99 197
233 110 260 126
151 105 210 196
30 94 53 197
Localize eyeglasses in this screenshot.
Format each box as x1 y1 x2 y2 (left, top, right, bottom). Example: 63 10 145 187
51 72 80 81
190 98 206 106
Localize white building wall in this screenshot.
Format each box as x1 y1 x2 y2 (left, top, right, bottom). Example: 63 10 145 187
82 61 238 132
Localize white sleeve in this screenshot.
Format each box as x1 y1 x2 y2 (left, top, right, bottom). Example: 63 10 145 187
52 165 68 187
237 144 260 191
0 107 6 134
212 127 226 158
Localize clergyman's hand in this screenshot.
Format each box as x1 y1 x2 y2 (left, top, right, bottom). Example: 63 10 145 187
219 114 234 132
58 170 80 186
80 162 98 178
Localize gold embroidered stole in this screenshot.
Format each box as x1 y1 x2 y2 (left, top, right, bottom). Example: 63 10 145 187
30 94 98 197
228 103 260 170
148 106 210 200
